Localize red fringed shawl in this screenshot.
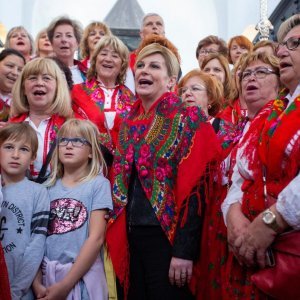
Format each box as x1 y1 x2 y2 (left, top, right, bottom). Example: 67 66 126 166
71 79 136 150
0 244 11 300
106 92 221 294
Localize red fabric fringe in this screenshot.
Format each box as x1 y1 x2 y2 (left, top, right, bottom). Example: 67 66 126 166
0 244 11 300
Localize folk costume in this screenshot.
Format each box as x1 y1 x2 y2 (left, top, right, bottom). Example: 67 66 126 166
194 112 248 299
218 98 248 125
106 92 221 298
0 93 12 122
72 79 136 150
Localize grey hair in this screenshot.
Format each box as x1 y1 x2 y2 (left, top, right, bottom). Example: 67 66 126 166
277 14 300 42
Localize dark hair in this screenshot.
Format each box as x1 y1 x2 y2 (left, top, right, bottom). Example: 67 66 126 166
50 57 73 90
196 35 228 58
0 48 26 64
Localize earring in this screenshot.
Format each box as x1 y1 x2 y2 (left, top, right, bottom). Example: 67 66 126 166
208 104 212 109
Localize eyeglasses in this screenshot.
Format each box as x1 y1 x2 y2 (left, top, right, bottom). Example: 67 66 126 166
179 85 207 95
58 137 91 148
276 36 300 53
241 67 278 81
199 49 218 55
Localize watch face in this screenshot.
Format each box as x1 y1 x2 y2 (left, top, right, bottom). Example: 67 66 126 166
264 211 275 224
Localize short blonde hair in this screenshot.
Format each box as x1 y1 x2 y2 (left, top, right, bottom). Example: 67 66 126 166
178 69 223 117
80 21 111 59
277 14 300 42
87 35 129 84
4 26 35 56
47 119 107 186
10 57 73 118
135 43 180 78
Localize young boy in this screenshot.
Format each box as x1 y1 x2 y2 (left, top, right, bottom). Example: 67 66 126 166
0 123 49 300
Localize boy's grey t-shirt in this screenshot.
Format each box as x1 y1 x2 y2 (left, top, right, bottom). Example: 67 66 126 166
45 174 113 263
0 177 49 300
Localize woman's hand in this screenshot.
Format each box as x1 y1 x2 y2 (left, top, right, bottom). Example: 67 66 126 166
169 257 193 287
226 202 250 260
236 214 277 268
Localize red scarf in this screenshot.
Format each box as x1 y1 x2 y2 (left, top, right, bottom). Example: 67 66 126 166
0 98 10 122
71 79 136 150
259 95 300 197
106 92 221 294
218 98 247 125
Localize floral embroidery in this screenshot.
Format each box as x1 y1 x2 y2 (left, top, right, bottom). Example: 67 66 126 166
110 92 206 241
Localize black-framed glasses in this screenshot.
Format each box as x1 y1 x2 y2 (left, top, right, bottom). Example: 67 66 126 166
276 36 300 53
241 67 278 81
58 137 91 148
179 85 207 95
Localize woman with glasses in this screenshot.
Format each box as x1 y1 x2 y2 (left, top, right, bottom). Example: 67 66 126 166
221 51 282 299
9 58 75 181
224 14 300 299
178 69 223 119
195 35 228 68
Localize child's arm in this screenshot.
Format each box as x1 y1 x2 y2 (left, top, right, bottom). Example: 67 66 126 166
44 209 107 300
32 268 47 299
10 186 49 299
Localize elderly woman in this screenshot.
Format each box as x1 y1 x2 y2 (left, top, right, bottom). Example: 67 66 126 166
228 35 253 65
106 43 220 299
71 35 135 150
201 53 232 103
0 49 25 123
34 29 54 58
9 57 73 181
80 21 111 69
221 51 282 298
4 26 34 62
223 14 300 299
178 69 223 119
47 16 86 84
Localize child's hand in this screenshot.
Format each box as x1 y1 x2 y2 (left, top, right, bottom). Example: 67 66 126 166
41 282 70 300
32 282 47 299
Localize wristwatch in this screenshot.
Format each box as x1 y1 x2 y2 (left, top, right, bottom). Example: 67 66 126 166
262 209 280 233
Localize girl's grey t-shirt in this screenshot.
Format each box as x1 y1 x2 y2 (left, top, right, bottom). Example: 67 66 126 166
45 174 112 263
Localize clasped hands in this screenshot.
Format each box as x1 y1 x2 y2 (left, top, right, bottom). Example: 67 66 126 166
227 204 277 269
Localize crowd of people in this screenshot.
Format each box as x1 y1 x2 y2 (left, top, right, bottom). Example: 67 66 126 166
0 10 299 300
